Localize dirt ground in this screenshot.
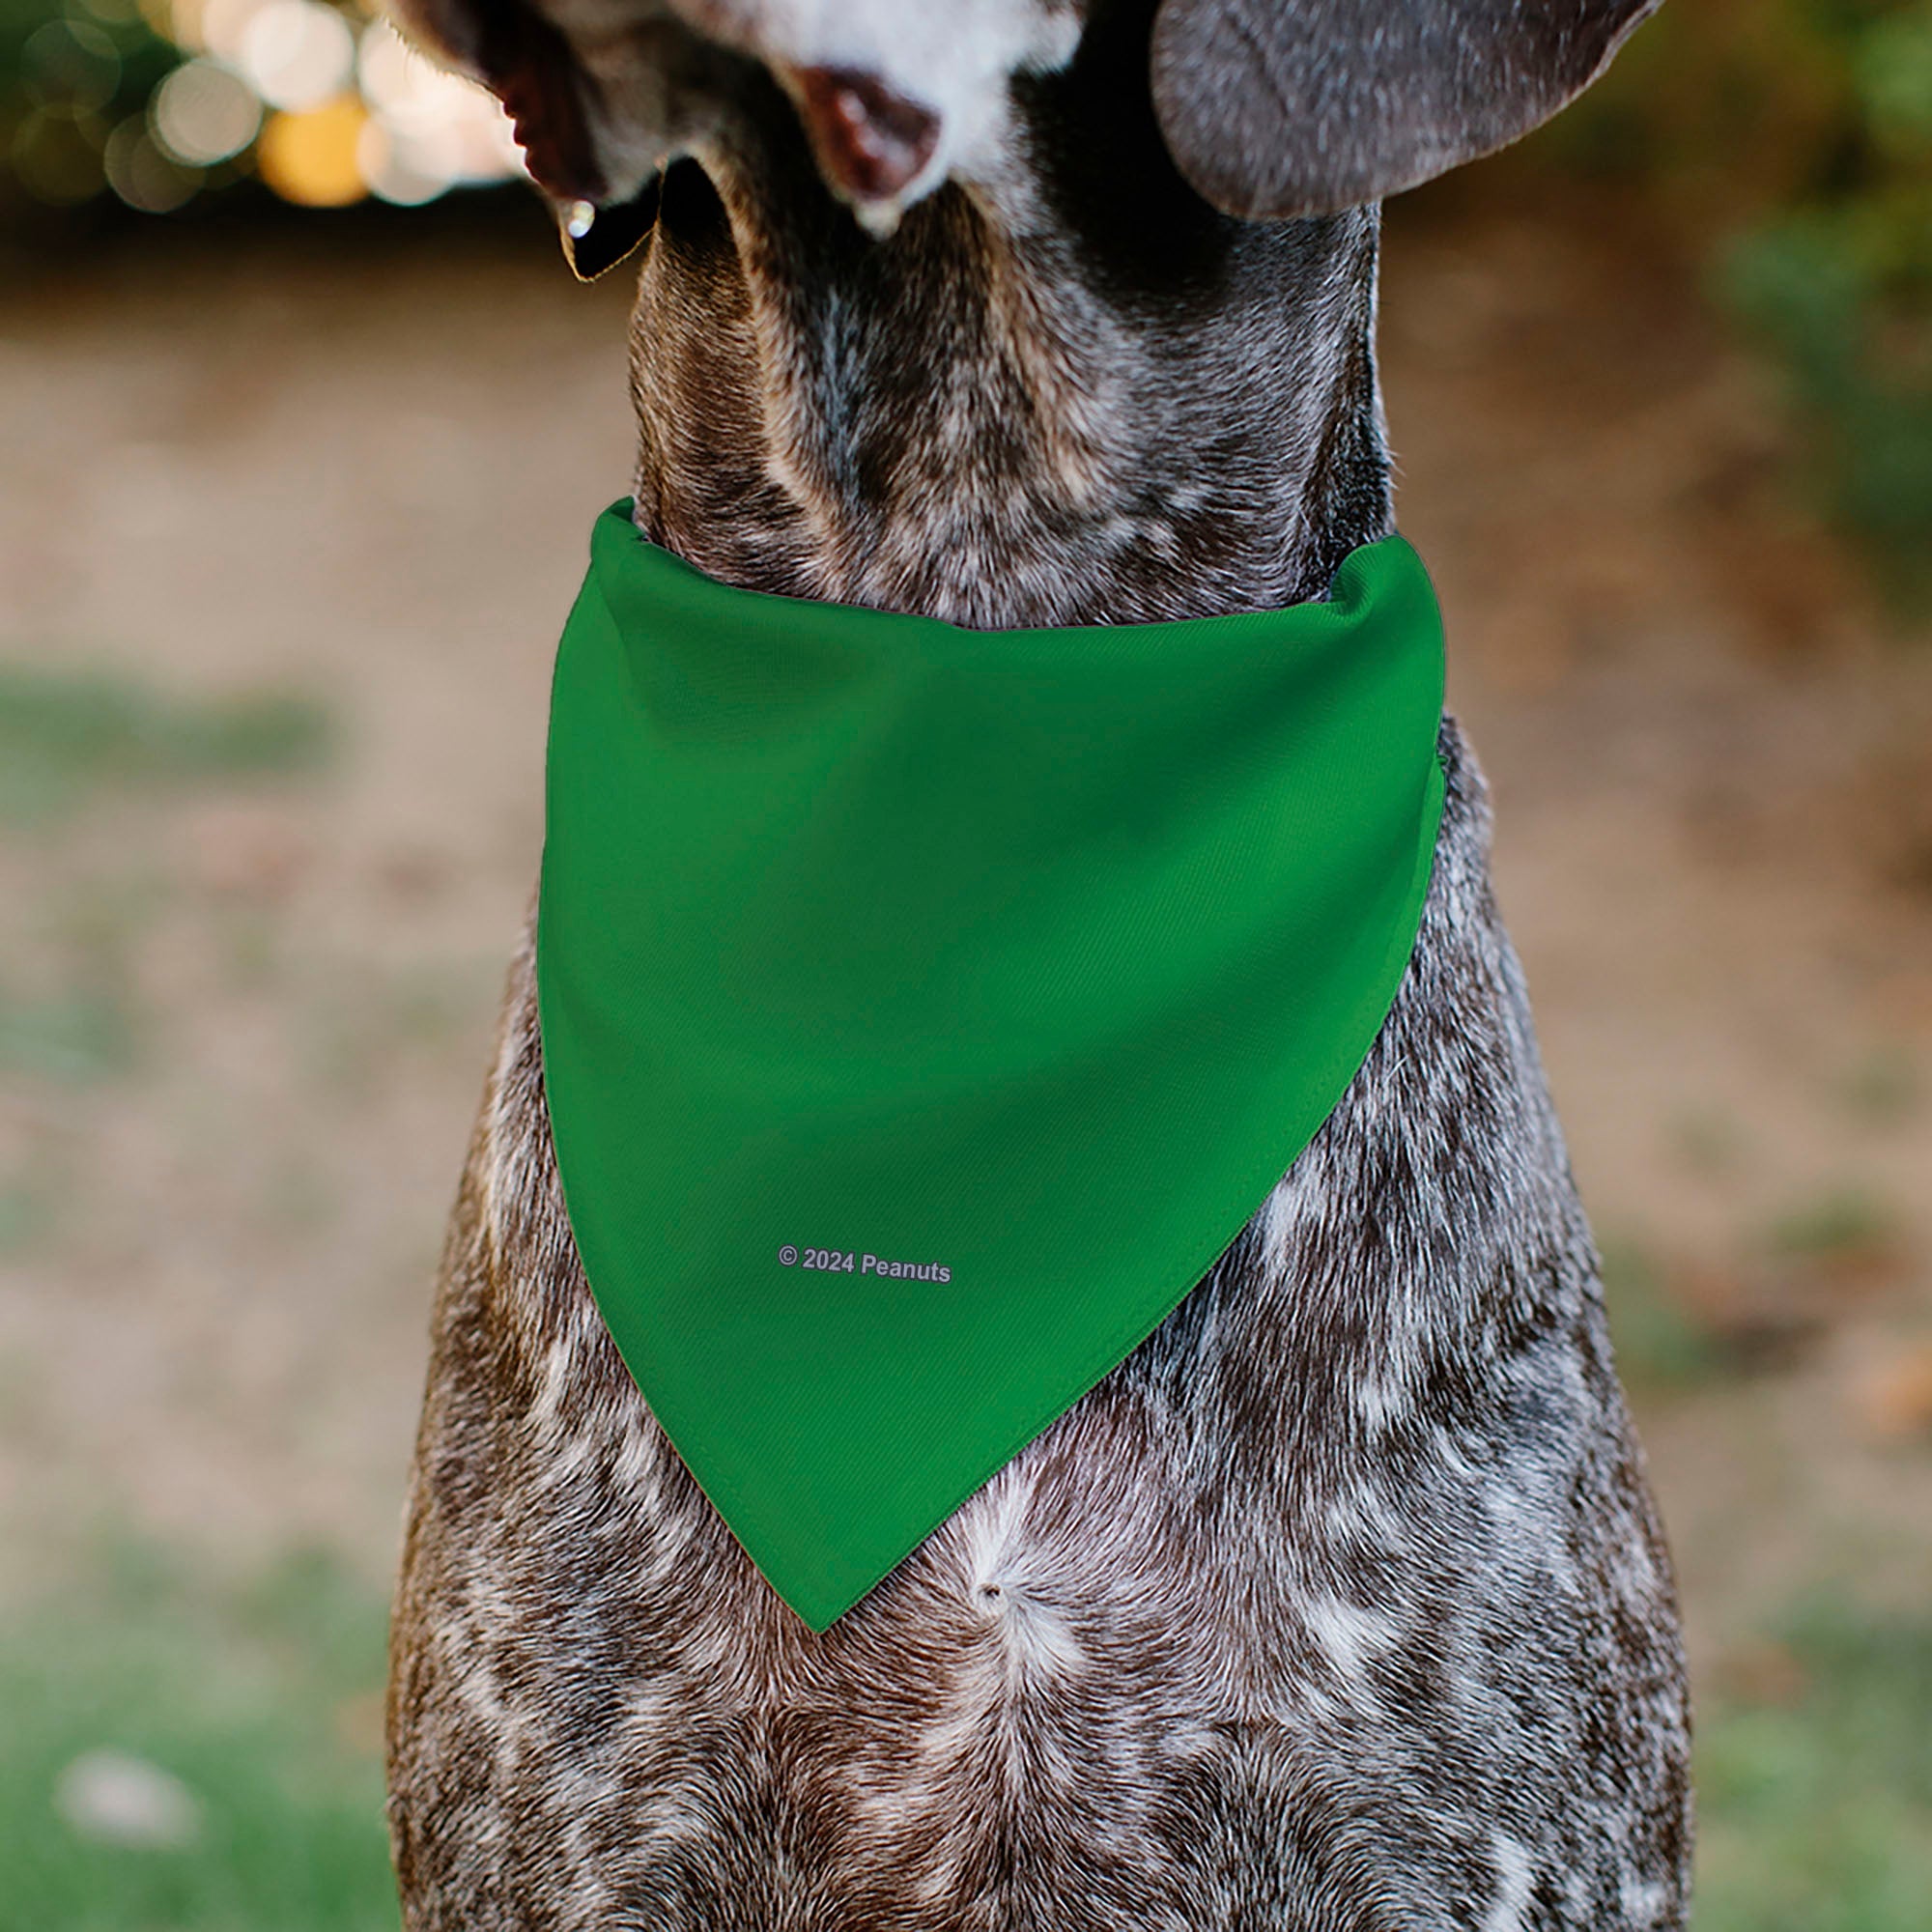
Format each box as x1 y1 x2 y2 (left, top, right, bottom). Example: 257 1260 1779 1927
2 185 1929 1701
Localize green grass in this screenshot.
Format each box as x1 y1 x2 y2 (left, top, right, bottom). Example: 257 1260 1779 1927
1836 1048 1922 1127
0 1540 399 1932
0 986 141 1084
1667 1108 1750 1178
0 1173 56 1252
1600 1235 1729 1391
1695 1598 1932 1932
0 664 332 827
1765 1187 1902 1266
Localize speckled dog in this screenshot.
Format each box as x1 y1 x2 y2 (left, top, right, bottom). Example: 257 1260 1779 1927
383 0 1693 1924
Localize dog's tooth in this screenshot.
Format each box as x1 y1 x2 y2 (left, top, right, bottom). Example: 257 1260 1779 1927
566 199 596 241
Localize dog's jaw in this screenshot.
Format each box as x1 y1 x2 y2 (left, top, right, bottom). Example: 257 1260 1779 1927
387 0 1085 237
607 0 1398 628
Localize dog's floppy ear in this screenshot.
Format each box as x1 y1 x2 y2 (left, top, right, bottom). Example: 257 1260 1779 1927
1150 0 1663 220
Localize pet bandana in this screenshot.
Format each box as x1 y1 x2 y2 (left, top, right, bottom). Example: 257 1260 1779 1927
537 500 1447 1630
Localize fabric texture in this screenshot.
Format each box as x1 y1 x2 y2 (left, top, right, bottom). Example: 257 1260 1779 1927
536 499 1448 1630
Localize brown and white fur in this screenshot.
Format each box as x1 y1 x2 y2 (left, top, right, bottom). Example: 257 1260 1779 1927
382 0 1694 1924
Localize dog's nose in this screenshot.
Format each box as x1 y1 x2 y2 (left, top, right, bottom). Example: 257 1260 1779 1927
790 66 940 204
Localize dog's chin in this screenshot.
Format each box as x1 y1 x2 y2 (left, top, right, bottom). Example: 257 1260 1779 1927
556 174 664 280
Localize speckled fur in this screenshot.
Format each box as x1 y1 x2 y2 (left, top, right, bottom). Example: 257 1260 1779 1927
385 0 1692 1922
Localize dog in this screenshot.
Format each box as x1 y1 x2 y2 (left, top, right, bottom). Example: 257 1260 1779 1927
383 0 1694 1924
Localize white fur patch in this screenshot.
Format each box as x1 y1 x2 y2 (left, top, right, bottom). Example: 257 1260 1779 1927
1304 1595 1400 1686
738 0 1081 206
1482 1832 1535 1932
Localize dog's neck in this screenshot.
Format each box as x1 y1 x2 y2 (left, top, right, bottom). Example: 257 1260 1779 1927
621 28 1393 629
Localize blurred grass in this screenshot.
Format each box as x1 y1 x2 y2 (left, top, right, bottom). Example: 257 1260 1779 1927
0 1539 398 1932
1767 1185 1903 1266
1836 1046 1924 1126
0 1179 50 1250
1603 1159 1915 1396
1554 0 1932 606
1602 1234 1730 1391
0 985 140 1082
0 663 334 1099
0 664 333 828
1696 1598 1932 1932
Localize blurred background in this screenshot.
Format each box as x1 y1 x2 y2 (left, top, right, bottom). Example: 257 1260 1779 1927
2 0 1929 1925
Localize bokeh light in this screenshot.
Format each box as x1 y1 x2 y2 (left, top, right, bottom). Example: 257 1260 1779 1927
254 92 365 205
12 100 108 205
237 0 355 113
23 18 123 112
151 57 260 165
4 0 526 213
103 112 201 210
355 18 523 204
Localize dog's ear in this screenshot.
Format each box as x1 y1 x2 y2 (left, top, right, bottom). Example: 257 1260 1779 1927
1149 0 1663 220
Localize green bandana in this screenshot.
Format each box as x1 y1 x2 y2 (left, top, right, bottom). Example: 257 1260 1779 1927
537 500 1447 1630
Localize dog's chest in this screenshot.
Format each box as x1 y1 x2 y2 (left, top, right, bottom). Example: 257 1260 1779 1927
388 721 1690 1930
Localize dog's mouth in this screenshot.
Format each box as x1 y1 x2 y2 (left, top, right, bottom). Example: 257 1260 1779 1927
549 65 942 279
407 0 670 275
447 0 603 192
395 0 950 273
543 57 941 275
